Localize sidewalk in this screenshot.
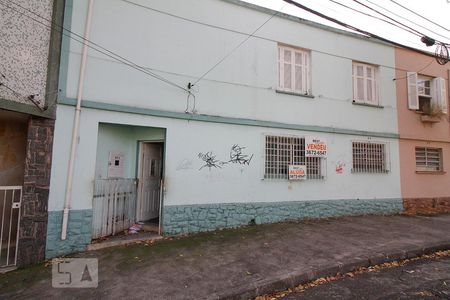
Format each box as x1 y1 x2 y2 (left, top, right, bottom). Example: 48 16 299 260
1 214 450 299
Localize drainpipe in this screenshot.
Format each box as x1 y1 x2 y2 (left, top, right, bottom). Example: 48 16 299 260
61 0 95 240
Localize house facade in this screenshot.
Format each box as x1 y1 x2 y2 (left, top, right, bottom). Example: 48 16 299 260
0 0 64 267
395 48 450 214
46 0 403 258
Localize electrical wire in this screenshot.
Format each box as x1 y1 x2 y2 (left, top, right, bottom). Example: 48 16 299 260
351 0 449 44
106 0 430 70
283 0 439 59
0 0 190 94
392 58 435 81
192 3 287 86
389 0 449 33
359 0 450 43
2 0 444 96
0 81 45 111
121 0 286 86
326 0 421 38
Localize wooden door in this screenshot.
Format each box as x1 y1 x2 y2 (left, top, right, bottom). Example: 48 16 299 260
138 143 162 221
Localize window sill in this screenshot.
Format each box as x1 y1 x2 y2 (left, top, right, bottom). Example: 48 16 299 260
415 170 446 175
419 115 442 123
352 101 383 108
276 89 315 99
351 170 389 174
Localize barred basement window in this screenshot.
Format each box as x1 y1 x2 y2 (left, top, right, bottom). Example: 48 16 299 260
264 135 324 179
415 147 442 172
352 141 388 173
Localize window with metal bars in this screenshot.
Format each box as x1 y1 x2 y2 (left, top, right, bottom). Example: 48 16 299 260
264 135 323 179
352 141 388 173
415 147 442 172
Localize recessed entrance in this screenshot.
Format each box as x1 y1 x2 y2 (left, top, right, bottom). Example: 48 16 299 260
0 110 28 268
92 123 165 240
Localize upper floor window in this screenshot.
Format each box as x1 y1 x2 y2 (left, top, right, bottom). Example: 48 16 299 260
278 45 311 95
352 62 379 105
407 72 448 114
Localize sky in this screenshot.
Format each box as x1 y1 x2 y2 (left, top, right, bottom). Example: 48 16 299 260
244 0 450 52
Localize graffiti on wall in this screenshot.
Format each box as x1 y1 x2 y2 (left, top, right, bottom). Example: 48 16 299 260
229 144 254 165
198 144 254 171
198 152 226 170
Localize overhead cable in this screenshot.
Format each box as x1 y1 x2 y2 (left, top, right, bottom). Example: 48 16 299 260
282 0 440 59
389 0 449 33
0 0 190 93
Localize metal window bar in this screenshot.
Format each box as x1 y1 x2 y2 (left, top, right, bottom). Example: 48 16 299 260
265 136 323 179
352 142 386 173
92 179 137 239
416 147 442 171
0 186 22 268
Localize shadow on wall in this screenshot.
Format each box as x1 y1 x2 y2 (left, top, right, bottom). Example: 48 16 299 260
0 111 28 186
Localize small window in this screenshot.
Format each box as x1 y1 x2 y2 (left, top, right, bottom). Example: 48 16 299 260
352 62 379 105
278 45 311 95
352 141 388 173
415 147 443 172
264 135 324 180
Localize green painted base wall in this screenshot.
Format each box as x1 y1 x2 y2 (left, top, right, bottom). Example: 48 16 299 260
46 210 92 259
163 199 403 235
45 199 403 257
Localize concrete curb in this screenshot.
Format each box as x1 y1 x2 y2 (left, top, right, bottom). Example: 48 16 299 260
216 241 450 300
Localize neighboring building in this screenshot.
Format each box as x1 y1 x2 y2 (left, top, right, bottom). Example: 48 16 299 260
395 48 450 214
46 0 402 258
0 1 65 268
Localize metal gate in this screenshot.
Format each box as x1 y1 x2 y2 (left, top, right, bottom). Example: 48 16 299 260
0 186 22 268
92 179 137 239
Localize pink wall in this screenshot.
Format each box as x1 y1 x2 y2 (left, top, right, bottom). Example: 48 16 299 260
396 48 450 198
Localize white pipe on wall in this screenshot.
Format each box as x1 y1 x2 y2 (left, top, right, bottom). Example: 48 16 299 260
61 0 95 240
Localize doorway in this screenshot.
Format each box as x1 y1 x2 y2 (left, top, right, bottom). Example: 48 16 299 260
137 142 164 233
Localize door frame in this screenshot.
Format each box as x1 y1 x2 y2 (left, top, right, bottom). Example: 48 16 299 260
136 140 165 235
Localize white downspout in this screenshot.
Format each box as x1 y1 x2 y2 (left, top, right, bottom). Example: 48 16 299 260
61 0 95 240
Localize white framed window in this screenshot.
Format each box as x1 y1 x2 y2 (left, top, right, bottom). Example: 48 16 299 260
278 45 311 95
264 135 324 180
352 62 379 105
352 141 389 173
415 147 443 172
407 72 448 114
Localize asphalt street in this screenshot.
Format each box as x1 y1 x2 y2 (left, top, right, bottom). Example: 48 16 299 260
282 256 450 300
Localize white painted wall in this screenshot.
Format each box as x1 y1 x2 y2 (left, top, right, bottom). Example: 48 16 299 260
48 105 401 211
94 123 165 179
63 0 398 134
48 0 402 212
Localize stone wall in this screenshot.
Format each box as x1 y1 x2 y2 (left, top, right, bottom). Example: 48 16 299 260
403 197 450 215
45 210 92 259
17 117 54 266
163 198 403 235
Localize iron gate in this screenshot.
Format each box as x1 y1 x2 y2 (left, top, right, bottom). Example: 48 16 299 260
0 186 22 268
92 179 137 239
